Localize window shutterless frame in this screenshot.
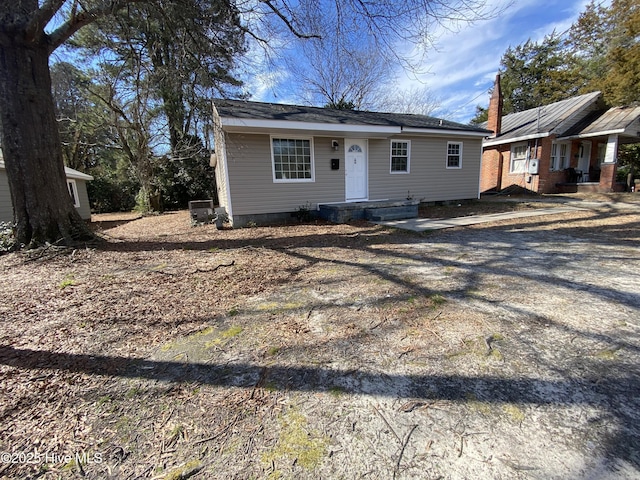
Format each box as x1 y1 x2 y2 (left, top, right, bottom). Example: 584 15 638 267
446 141 462 169
390 140 410 174
270 136 315 183
510 142 528 173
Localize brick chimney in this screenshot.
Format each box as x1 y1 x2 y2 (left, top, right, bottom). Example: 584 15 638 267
487 73 503 137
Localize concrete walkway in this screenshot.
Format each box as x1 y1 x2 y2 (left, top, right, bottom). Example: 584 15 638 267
374 206 584 232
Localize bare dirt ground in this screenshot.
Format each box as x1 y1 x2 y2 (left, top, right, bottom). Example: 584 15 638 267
1 195 639 479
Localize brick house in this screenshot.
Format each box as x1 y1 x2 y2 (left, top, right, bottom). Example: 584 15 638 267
480 75 640 194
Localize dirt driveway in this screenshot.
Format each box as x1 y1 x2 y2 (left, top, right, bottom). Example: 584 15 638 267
1 198 639 479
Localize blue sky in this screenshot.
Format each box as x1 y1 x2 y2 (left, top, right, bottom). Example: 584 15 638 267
248 0 602 124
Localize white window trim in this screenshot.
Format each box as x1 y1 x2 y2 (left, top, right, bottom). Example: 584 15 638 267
390 140 411 174
270 136 315 183
446 141 463 169
550 142 558 171
67 179 80 207
550 141 570 171
510 142 528 174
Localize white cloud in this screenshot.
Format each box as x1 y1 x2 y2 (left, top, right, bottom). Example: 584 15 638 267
398 0 599 122
237 0 600 121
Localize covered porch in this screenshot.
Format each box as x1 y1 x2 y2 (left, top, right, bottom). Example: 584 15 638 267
555 105 640 193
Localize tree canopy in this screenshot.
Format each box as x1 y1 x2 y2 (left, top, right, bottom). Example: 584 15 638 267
471 0 640 124
0 0 494 246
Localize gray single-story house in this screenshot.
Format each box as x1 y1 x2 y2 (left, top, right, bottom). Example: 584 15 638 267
0 158 93 223
211 100 491 227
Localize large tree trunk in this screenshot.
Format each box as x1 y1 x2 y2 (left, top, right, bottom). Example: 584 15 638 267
0 31 93 247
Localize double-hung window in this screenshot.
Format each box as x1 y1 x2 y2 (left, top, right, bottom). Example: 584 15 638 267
551 142 569 171
271 137 314 182
390 140 410 173
559 143 569 169
510 142 528 173
550 143 559 171
446 142 462 169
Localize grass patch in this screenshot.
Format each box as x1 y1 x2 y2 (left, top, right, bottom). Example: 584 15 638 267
125 387 143 399
222 325 243 339
328 386 345 397
428 294 447 308
465 392 491 415
595 347 622 360
161 459 202 480
204 325 243 349
502 404 525 423
261 408 328 473
58 274 76 289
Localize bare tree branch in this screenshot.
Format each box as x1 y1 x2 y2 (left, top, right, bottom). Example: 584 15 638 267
26 0 67 41
259 0 321 39
47 0 147 54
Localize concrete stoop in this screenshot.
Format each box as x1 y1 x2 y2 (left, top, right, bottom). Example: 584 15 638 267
318 199 419 223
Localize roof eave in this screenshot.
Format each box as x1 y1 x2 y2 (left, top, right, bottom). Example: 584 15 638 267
557 128 627 141
220 117 401 135
219 118 487 138
483 132 550 147
0 161 93 181
401 127 489 138
64 167 94 181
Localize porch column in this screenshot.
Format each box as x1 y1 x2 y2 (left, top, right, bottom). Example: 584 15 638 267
599 134 618 192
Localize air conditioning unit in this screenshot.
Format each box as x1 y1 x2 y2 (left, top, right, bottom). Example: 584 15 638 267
188 200 214 222
528 158 540 175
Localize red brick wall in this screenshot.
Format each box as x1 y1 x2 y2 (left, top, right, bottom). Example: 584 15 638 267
480 148 502 192
599 163 618 192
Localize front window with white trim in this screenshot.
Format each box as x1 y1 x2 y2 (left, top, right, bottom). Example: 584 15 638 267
446 142 463 169
390 140 410 173
550 142 569 171
67 179 80 207
510 142 528 173
271 137 314 182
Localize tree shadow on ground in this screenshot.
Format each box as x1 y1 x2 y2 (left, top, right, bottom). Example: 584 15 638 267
0 344 638 471
4 206 639 475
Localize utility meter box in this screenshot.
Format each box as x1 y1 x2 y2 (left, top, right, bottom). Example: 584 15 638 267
528 158 540 175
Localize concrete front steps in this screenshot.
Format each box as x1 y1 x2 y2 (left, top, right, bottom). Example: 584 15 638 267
318 199 419 223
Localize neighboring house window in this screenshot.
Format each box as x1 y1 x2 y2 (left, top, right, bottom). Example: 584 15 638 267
510 142 528 173
271 138 314 182
446 142 462 169
67 179 80 207
550 142 569 171
390 140 410 173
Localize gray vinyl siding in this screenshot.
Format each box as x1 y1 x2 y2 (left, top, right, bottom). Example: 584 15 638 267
75 179 91 220
368 136 482 202
0 168 12 223
1 169 92 222
224 133 344 215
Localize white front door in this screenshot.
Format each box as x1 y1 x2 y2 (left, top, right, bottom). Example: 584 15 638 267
578 141 592 180
345 139 368 201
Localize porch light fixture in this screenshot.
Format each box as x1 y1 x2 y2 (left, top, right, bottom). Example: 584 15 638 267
332 140 339 151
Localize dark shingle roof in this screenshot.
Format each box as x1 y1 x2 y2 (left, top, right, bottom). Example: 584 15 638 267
214 99 490 134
